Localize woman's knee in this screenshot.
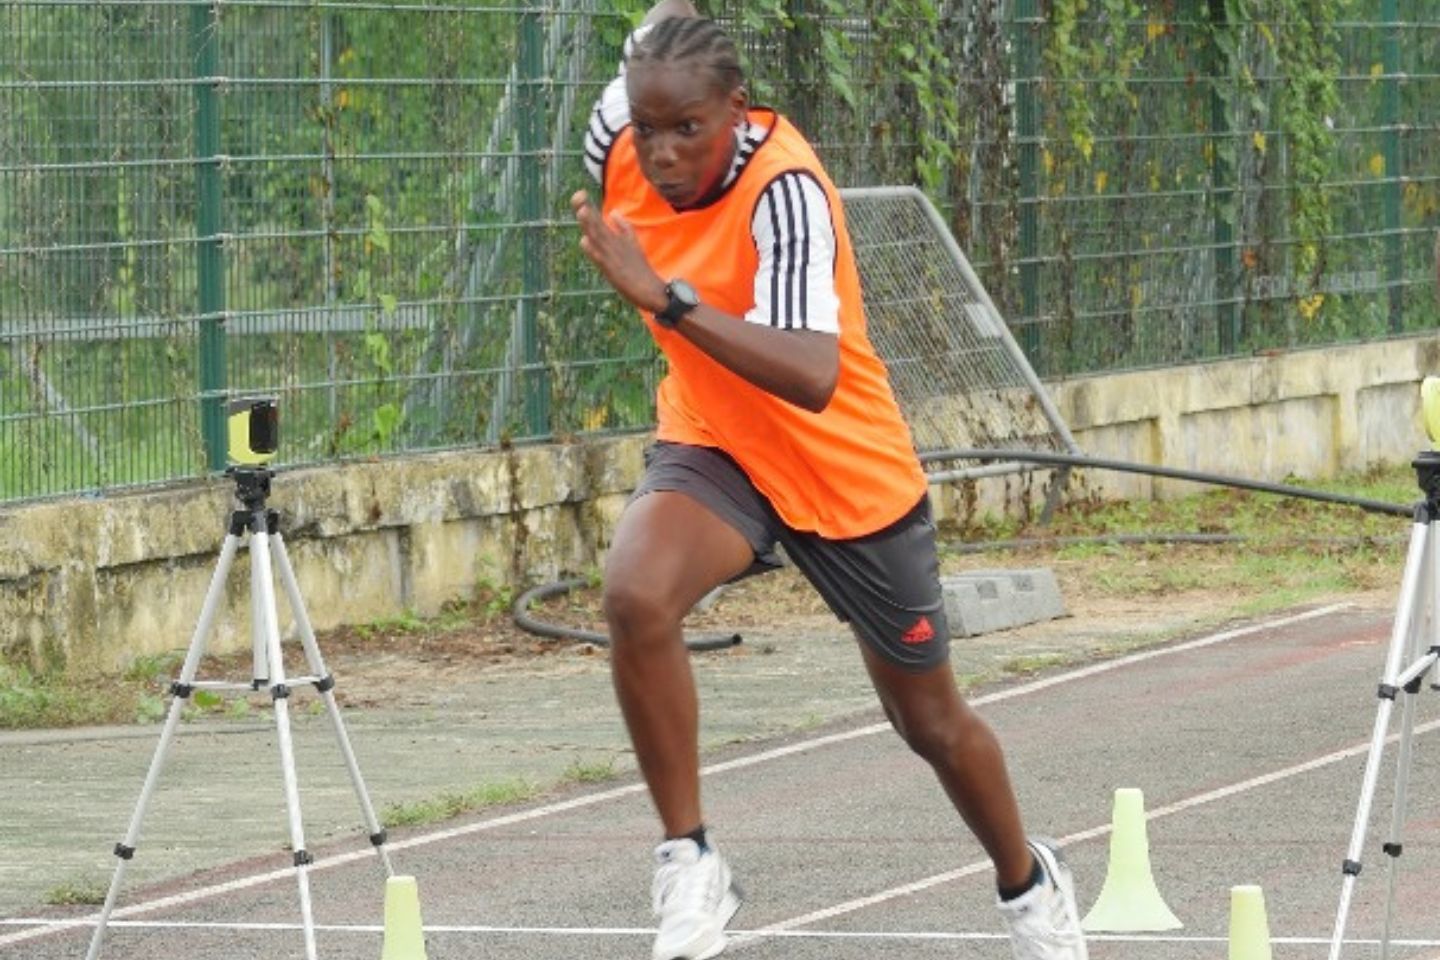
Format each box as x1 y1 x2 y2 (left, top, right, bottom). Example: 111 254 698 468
897 713 963 765
602 577 680 637
885 694 985 767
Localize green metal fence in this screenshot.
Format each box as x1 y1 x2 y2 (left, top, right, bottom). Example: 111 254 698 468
2 2 1437 503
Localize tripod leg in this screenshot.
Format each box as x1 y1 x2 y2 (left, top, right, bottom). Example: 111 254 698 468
1380 520 1440 960
271 531 396 878
251 523 319 960
250 536 269 689
1329 517 1431 960
1380 672 1428 960
86 534 242 960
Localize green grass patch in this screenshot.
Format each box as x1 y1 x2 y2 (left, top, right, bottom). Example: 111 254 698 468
1048 464 1414 543
949 462 1414 610
355 609 430 639
380 778 540 828
379 758 627 830
42 880 108 907
354 602 475 641
0 664 140 729
999 652 1073 676
562 756 619 784
0 654 269 730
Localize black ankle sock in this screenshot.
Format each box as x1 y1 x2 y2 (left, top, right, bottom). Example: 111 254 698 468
997 857 1044 902
668 824 709 852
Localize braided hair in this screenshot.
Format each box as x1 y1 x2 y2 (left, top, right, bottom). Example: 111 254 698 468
629 17 745 96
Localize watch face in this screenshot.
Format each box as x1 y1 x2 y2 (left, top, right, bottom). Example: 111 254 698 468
671 279 699 307
657 279 700 327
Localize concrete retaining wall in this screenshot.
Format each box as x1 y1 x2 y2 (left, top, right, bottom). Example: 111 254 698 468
0 441 645 673
1047 335 1440 503
3 334 1436 673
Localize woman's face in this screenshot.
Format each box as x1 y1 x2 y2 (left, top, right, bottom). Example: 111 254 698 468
626 60 746 209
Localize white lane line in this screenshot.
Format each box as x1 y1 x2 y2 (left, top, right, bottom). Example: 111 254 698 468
4 916 1438 949
0 602 1352 948
733 716 1438 948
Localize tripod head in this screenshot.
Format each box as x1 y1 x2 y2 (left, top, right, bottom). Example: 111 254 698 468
228 466 274 513
1416 452 1440 508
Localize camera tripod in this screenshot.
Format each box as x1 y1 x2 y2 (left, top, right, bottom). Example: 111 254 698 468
1328 449 1440 960
86 466 394 960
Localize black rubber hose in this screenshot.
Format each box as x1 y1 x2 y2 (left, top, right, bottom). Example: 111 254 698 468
512 577 743 652
919 447 1414 518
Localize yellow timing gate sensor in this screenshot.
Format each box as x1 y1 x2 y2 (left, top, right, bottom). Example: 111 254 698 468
227 397 279 466
1423 377 1440 449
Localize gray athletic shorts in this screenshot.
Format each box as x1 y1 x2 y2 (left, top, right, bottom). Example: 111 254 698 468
631 441 950 672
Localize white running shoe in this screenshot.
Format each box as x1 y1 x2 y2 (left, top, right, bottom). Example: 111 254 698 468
996 838 1089 960
650 838 743 960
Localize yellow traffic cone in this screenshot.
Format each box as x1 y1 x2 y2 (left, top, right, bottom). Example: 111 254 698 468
381 875 428 960
1080 788 1182 931
1228 885 1272 960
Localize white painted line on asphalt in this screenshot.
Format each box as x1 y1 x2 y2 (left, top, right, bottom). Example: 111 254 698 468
5 915 1440 949
964 601 1354 710
734 714 1440 948
0 602 1352 949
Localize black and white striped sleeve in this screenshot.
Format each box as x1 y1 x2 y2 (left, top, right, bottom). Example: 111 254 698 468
745 172 841 334
582 24 652 183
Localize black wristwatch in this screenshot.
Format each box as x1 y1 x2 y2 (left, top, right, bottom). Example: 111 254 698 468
655 278 701 328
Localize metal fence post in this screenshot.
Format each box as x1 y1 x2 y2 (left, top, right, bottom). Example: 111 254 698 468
191 0 227 470
1208 0 1238 353
1382 0 1403 332
1013 0 1042 369
517 8 550 438
320 11 340 426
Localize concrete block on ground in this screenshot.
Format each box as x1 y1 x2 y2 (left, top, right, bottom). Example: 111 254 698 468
942 568 1067 638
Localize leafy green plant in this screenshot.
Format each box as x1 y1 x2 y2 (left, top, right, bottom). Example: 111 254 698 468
476 579 517 617
1205 0 1341 323
133 693 167 725
868 0 960 195
1273 0 1341 293
121 651 184 683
